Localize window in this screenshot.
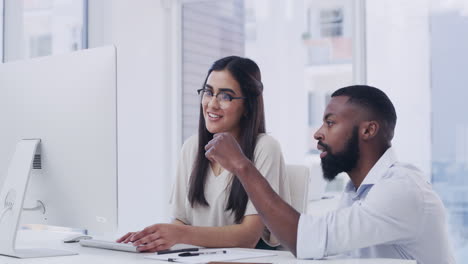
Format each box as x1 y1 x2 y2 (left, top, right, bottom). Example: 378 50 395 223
181 0 245 141
303 3 352 66
319 8 344 37
4 0 87 62
430 10 468 262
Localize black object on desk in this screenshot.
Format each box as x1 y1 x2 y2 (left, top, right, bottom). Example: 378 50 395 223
157 247 199 255
178 250 227 257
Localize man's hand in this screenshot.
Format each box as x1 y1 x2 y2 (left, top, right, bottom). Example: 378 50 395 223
123 224 185 252
206 133 300 256
204 133 251 174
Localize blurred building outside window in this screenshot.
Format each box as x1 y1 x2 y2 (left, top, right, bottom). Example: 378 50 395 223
430 1 468 261
303 0 354 194
4 0 87 62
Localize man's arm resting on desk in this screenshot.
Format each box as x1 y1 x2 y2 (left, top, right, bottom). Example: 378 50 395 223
205 133 300 256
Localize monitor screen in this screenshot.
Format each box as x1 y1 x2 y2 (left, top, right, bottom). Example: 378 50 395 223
0 46 118 235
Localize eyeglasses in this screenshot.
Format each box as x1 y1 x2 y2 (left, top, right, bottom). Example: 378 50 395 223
197 88 246 108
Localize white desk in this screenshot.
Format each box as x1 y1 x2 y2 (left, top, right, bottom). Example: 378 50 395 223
0 230 416 264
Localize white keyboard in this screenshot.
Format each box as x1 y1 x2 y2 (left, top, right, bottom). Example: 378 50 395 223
79 239 139 253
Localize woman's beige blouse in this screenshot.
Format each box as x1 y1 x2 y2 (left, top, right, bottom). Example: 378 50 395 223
170 134 291 246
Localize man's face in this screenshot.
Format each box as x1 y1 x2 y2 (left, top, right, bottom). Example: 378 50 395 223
314 96 361 181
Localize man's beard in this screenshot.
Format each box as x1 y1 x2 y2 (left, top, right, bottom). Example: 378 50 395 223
319 127 360 181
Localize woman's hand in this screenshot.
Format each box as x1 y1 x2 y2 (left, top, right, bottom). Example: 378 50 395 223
116 231 137 243
129 224 186 252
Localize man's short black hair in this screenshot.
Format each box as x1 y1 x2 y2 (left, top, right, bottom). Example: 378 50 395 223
331 85 397 142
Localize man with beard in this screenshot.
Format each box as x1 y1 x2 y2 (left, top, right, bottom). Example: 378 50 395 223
204 85 454 264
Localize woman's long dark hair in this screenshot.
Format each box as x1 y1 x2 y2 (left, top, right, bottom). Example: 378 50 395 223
188 56 265 223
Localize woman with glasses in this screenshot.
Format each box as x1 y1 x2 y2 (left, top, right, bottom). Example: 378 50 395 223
117 56 290 252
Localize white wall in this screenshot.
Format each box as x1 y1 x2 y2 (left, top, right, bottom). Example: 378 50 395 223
88 0 179 233
366 0 431 177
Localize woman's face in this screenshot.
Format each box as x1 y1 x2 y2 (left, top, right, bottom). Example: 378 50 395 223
202 70 246 138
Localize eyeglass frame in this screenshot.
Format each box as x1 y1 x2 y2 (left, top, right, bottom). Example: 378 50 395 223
197 88 247 105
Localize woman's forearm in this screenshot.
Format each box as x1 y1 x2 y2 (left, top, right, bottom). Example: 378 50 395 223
178 217 264 248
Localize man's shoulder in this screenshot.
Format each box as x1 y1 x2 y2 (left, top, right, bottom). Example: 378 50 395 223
383 162 428 183
370 162 432 206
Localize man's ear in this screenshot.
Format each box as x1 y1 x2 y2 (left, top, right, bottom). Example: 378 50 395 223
360 121 380 141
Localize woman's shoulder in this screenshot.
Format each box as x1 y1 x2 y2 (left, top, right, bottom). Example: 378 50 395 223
182 134 198 149
180 134 199 159
255 133 282 153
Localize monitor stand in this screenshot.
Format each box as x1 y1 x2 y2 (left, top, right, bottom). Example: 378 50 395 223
0 139 77 258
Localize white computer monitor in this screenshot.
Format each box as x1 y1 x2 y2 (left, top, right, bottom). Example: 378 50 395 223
0 46 118 258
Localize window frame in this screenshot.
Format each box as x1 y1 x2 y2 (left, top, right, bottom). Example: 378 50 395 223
82 0 89 49
1 0 4 63
3 0 88 62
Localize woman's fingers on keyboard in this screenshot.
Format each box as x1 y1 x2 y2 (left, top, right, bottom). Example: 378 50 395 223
137 238 166 252
116 232 132 243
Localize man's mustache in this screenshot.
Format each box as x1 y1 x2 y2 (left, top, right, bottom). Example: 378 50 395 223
318 141 330 152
